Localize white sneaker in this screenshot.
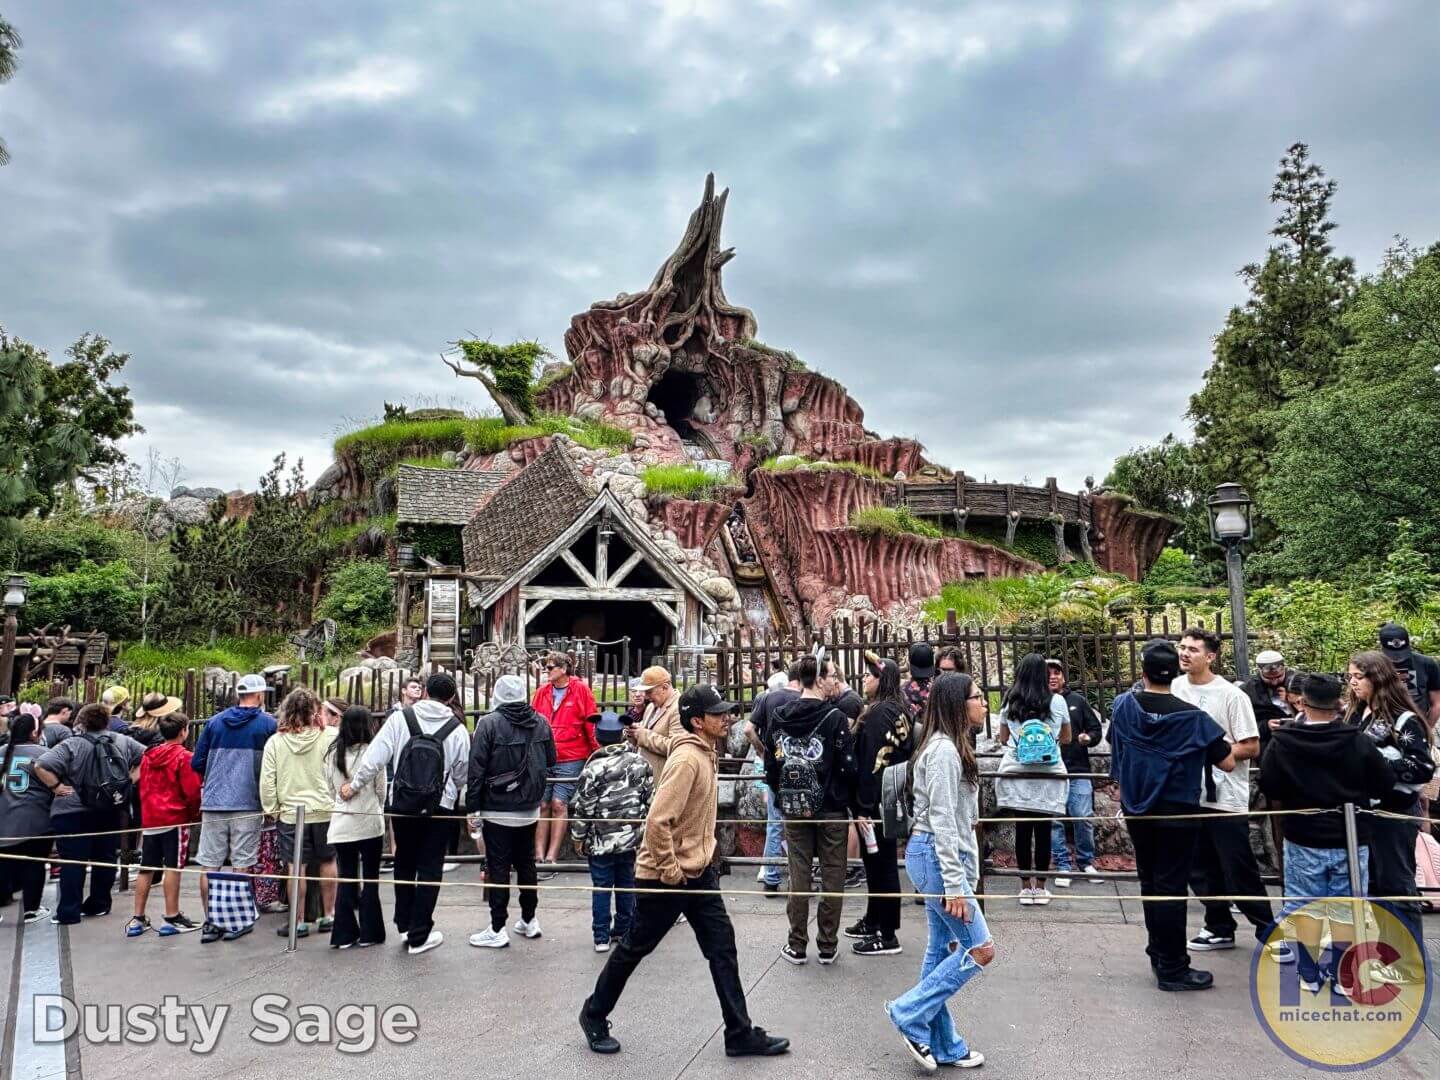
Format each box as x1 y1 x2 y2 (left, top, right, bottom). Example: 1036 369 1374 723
513 916 542 939
442 862 460 874
1054 876 1072 889
1031 889 1053 906
756 868 767 883
594 940 611 953
1018 888 1035 906
1266 942 1297 965
469 927 510 949
1083 865 1101 878
407 930 443 955
23 906 51 925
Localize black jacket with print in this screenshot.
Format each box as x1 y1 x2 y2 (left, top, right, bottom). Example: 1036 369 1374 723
1357 708 1436 811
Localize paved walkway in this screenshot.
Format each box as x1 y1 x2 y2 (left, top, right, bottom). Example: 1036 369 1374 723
2 872 1436 1080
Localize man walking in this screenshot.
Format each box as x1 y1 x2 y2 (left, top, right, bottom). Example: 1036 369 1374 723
1046 659 1104 887
344 673 469 955
1173 628 1281 957
763 654 856 966
188 673 276 943
467 674 555 949
579 685 789 1058
1109 641 1235 990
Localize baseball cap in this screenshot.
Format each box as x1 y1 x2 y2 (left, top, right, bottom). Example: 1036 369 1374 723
1379 623 1412 663
1045 657 1064 671
908 642 936 679
678 684 738 722
234 674 268 696
101 685 131 709
1256 650 1285 667
1140 640 1181 683
638 666 671 691
1301 674 1343 710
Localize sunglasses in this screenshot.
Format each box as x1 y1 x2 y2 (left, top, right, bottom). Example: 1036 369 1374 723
1258 663 1285 673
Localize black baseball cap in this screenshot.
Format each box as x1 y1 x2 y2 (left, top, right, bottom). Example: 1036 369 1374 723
1302 674 1343 711
678 684 739 721
1379 623 1412 663
908 642 936 679
1141 640 1181 683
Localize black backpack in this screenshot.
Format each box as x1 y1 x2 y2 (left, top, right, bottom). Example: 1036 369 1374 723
390 708 462 816
774 713 834 819
79 732 133 812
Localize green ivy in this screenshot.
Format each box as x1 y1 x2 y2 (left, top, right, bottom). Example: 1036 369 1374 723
407 523 465 565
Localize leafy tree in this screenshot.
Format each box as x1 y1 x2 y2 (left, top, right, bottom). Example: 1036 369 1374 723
1264 241 1440 577
1143 546 1203 588
237 455 320 632
0 15 20 166
1372 519 1439 617
1187 144 1357 541
441 339 552 425
25 559 143 638
152 501 243 641
1103 434 1211 556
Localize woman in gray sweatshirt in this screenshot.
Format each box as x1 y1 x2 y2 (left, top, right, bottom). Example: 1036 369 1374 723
885 673 995 1071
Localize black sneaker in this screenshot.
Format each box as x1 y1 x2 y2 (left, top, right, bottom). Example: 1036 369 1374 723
896 1030 938 1072
223 923 254 942
762 882 783 897
1157 968 1215 992
724 1025 790 1057
200 922 224 944
159 913 199 936
817 948 838 966
844 867 866 890
579 1000 620 1054
1187 930 1235 951
780 944 807 965
844 918 876 940
938 1049 986 1068
853 935 902 957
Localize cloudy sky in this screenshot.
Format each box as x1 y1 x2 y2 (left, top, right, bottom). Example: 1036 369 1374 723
3 0 1438 494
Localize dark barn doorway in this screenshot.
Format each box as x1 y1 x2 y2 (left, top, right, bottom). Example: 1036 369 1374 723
527 598 674 673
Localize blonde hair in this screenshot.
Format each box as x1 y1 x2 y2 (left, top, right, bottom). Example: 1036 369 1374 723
277 688 321 733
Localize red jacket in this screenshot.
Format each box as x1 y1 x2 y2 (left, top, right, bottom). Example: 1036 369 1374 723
532 678 599 764
139 740 203 828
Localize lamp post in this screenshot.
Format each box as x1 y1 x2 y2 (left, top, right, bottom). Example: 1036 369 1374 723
1207 483 1253 681
1 574 29 696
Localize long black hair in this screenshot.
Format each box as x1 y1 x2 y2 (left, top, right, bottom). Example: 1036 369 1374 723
329 705 377 779
2 714 40 789
915 672 980 786
1002 652 1053 725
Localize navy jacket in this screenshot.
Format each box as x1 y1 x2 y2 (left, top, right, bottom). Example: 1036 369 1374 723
1108 691 1225 815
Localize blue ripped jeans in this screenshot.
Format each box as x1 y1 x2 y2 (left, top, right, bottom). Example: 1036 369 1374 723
887 832 992 1063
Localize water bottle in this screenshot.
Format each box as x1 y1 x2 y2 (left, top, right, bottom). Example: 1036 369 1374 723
858 821 878 854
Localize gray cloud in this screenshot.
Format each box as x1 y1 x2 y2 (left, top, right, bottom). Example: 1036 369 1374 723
2 0 1438 494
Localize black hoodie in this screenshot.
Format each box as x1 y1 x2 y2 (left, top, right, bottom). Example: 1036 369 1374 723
762 695 856 815
1259 719 1395 848
467 701 556 815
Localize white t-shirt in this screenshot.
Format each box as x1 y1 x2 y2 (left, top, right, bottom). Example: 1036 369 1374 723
1173 674 1259 814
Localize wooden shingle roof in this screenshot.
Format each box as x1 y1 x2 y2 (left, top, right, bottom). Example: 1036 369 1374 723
396 465 507 526
461 443 592 580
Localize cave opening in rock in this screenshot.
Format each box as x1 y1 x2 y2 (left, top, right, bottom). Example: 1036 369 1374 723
647 370 704 438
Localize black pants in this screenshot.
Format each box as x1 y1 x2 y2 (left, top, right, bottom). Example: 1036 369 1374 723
482 820 538 932
1011 810 1052 875
860 832 901 934
390 814 450 947
54 811 121 924
1368 802 1424 975
332 835 386 947
1128 816 1201 979
1189 811 1274 941
0 838 52 912
586 867 751 1039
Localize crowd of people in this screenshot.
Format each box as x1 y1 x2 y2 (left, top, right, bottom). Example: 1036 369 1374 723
0 622 1437 1069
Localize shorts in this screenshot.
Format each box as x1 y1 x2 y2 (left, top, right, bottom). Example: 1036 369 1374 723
138 827 190 874
1281 840 1369 923
275 820 337 865
544 759 586 806
198 811 262 870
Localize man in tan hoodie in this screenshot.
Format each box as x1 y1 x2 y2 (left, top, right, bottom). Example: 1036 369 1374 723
580 685 790 1060
626 665 680 778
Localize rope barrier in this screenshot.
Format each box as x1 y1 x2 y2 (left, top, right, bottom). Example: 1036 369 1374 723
0 849 1427 905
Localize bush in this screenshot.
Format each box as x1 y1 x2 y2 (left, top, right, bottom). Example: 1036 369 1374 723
25 560 144 638
641 465 736 499
464 413 633 455
14 512 152 576
1144 546 1203 588
849 506 943 539
963 519 1060 566
315 559 395 627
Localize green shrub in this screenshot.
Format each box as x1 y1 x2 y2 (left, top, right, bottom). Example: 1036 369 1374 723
739 338 806 370
641 465 737 499
315 558 395 626
1144 546 1203 588
333 417 468 476
464 413 632 455
849 506 943 539
963 519 1060 566
25 560 145 638
14 512 154 577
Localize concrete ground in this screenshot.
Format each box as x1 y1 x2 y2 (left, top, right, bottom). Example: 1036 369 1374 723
2 869 1437 1080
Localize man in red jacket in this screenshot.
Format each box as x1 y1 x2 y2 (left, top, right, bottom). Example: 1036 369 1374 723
531 652 599 866
128 710 204 937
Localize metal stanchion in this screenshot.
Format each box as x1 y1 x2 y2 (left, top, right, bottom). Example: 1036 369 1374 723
1342 802 1366 952
287 804 306 954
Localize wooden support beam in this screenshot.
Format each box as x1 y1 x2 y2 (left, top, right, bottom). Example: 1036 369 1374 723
520 585 685 602
607 550 646 588
650 600 681 628
560 549 600 588
523 597 554 625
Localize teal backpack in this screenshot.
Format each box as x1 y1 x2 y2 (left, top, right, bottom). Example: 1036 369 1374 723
1014 718 1059 765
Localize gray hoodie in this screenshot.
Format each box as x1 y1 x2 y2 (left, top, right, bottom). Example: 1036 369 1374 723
911 736 980 896
351 700 469 810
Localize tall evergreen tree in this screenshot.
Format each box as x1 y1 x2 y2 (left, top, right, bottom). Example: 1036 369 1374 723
1187 143 1357 538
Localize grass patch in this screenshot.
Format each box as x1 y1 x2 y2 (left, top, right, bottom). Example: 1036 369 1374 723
760 456 885 480
849 506 943 539
642 465 737 499
333 417 469 478
535 363 574 395
739 338 806 370
115 635 289 679
464 413 633 455
320 515 396 553
398 454 453 471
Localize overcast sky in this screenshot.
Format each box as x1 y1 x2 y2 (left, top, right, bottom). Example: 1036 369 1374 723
2 0 1438 494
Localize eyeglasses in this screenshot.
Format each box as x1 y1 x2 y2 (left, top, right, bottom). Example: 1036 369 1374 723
1258 663 1285 674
